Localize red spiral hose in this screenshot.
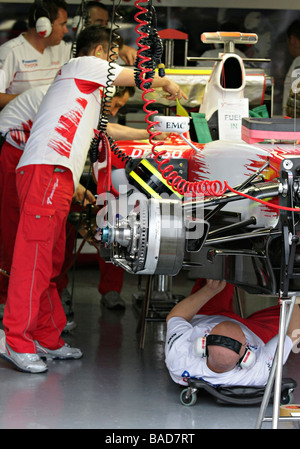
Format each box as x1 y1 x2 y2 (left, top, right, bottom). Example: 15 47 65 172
134 0 227 198
134 2 162 145
133 1 300 211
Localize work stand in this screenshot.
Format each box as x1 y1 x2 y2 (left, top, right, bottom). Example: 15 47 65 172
134 275 184 349
256 157 300 428
255 294 298 428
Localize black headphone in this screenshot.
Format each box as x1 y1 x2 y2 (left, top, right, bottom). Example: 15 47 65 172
34 0 52 38
194 334 256 369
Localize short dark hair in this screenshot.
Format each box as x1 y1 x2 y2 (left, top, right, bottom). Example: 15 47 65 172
76 24 122 57
115 86 135 98
287 20 300 41
86 1 109 13
75 1 109 19
28 0 68 29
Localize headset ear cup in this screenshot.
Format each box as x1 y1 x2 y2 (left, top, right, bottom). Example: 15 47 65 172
239 349 256 369
36 16 52 37
72 15 83 33
194 337 207 357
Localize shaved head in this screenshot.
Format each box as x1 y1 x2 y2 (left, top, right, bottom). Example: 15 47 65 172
206 321 246 373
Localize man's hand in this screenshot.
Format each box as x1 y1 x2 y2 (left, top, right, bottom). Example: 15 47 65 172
152 131 169 141
205 279 227 296
162 79 188 102
166 278 226 323
119 44 137 66
73 184 95 207
0 92 18 110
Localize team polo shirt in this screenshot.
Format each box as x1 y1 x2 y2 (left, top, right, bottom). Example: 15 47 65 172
0 34 71 94
0 69 5 92
18 56 124 189
165 315 293 387
0 85 49 150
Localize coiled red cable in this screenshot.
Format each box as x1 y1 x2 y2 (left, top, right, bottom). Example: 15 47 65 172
134 2 161 140
134 1 300 211
134 0 227 198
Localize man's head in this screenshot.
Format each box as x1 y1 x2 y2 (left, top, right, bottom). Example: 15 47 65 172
86 1 109 27
205 321 247 373
287 20 300 58
28 0 68 45
76 24 122 61
109 86 135 116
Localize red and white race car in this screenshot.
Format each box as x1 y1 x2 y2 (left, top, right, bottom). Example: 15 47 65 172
87 32 300 297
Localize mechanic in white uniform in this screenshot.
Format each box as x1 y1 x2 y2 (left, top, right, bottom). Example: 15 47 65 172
0 0 70 110
165 279 300 387
0 0 71 315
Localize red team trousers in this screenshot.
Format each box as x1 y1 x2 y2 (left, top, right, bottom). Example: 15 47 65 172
0 142 23 303
0 142 23 272
3 164 74 353
0 140 123 314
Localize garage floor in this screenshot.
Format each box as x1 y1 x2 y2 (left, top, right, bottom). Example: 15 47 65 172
0 264 299 430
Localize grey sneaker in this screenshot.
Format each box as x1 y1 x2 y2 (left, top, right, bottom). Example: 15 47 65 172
35 341 83 360
101 291 126 310
61 288 77 333
0 330 48 374
63 319 77 333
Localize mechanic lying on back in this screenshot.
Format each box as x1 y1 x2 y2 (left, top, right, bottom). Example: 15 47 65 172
165 279 300 387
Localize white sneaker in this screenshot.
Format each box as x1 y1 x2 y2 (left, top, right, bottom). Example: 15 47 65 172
63 319 77 333
61 288 77 333
0 330 48 374
101 291 126 310
35 341 83 360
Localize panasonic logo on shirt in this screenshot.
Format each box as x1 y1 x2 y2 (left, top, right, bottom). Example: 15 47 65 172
22 59 38 68
22 59 38 64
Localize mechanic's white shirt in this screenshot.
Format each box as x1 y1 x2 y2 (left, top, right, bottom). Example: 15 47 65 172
0 69 6 92
282 55 300 116
0 34 71 94
18 56 124 189
165 315 293 387
0 85 49 150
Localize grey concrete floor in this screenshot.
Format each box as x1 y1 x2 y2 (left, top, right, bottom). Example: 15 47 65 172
0 264 299 430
